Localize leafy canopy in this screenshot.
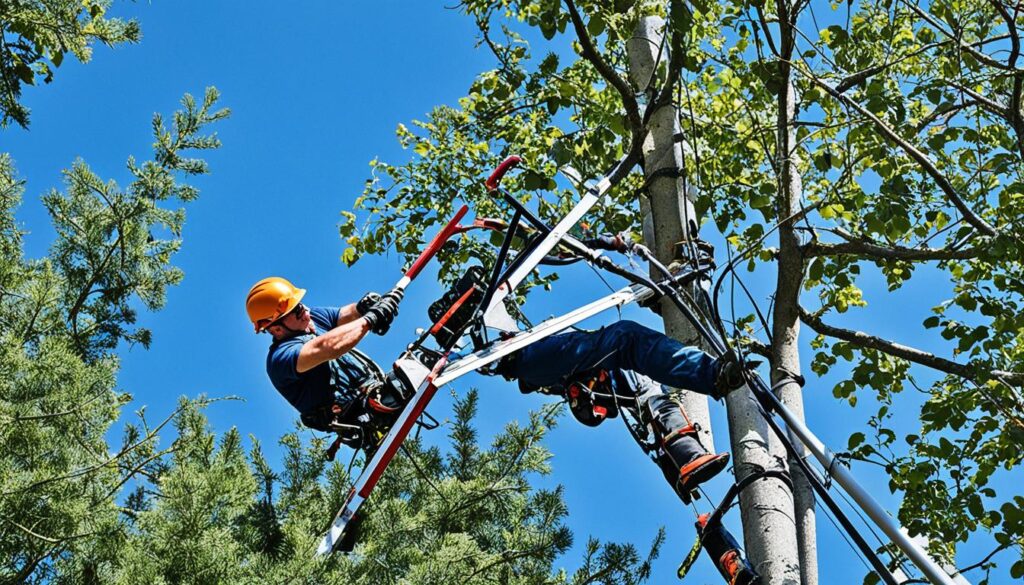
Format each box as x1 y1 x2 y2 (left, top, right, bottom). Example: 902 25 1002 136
0 0 140 128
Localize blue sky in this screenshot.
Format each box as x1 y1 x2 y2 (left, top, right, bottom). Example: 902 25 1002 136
5 1 1004 583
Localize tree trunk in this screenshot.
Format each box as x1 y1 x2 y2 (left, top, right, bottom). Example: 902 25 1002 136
628 15 802 584
627 15 714 450
774 2 818 583
725 390 801 584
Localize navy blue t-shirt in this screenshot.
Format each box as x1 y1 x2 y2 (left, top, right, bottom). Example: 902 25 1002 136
266 306 372 415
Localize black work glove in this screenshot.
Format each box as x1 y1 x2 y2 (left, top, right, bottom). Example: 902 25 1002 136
713 351 761 399
356 291 382 316
382 287 404 304
362 289 404 335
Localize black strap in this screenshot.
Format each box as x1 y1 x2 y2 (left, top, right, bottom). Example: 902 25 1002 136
770 372 807 393
646 167 686 184
704 468 793 530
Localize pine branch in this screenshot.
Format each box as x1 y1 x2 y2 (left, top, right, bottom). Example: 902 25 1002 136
7 519 98 545
101 446 178 503
3 401 187 495
7 383 114 422
464 537 565 580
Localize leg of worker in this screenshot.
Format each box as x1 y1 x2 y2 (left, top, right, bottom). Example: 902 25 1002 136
509 320 719 395
624 371 729 502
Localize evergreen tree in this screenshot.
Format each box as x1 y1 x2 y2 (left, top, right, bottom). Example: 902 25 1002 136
95 391 662 585
0 88 227 584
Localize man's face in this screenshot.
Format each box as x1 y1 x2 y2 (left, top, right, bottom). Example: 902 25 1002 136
268 302 312 336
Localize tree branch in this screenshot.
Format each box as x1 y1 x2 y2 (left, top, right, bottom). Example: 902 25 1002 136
651 0 689 114
3 401 187 496
563 0 642 132
799 306 1024 386
948 81 1012 121
902 1 1024 72
834 36 1009 94
914 99 981 132
803 233 983 261
799 69 999 236
8 384 114 422
835 41 943 93
987 0 1024 159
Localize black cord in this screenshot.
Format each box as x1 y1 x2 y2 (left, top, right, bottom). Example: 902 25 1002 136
586 255 623 321
711 199 827 341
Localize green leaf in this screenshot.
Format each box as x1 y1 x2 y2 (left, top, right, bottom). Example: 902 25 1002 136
848 432 866 449
14 63 34 85
341 247 358 266
813 151 832 172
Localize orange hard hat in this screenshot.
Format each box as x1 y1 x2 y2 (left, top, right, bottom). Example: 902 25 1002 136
246 277 306 332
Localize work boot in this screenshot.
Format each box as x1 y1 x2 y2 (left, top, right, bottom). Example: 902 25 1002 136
696 513 760 585
644 392 731 502
674 452 731 501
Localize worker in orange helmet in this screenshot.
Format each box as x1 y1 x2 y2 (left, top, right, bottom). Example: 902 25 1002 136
246 275 756 501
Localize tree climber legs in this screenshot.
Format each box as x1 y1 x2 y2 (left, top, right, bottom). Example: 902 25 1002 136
633 376 730 503
500 321 733 499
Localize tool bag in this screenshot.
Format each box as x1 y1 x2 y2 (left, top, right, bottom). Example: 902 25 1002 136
427 265 488 347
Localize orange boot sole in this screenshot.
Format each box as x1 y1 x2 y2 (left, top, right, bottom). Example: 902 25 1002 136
677 452 730 502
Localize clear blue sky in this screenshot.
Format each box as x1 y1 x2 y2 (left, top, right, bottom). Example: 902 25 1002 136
6 1 1002 582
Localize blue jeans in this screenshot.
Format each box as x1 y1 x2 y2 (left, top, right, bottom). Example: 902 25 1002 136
508 320 718 396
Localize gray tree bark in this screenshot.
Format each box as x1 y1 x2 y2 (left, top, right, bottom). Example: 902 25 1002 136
627 14 802 585
774 1 818 582
627 15 714 449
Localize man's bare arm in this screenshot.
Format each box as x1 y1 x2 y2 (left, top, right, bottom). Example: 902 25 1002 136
337 303 361 326
297 318 371 373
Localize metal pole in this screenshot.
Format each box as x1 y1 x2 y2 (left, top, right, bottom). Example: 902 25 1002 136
755 380 963 585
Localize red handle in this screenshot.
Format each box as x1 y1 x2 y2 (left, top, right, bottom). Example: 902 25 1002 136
473 218 508 231
453 218 509 234
403 204 469 281
485 156 521 192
